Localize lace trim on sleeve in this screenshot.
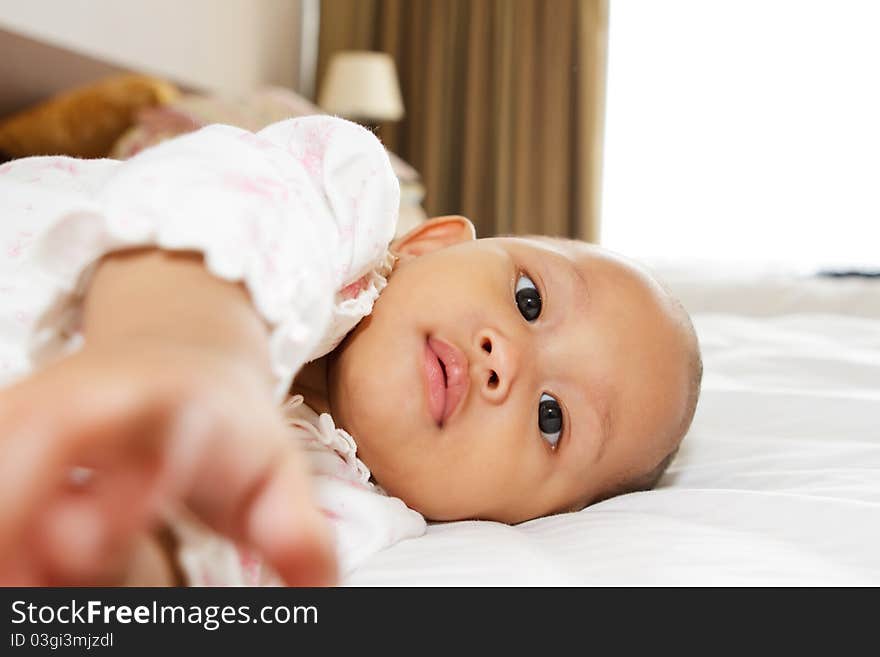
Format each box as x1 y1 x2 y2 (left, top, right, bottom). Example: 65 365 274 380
282 395 373 486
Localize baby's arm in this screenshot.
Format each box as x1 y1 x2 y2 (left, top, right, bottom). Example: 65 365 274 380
0 248 336 586
84 247 273 386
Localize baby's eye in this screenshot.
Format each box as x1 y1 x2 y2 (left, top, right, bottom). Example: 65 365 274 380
538 393 563 448
515 273 542 322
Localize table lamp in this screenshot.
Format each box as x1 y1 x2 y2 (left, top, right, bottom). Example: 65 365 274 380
317 51 404 129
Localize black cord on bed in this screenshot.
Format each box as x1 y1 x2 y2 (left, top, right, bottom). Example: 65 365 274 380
816 269 880 278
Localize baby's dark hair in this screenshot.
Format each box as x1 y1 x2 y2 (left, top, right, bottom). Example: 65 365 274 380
591 294 703 506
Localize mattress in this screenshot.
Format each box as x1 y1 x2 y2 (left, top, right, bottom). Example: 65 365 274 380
345 264 880 586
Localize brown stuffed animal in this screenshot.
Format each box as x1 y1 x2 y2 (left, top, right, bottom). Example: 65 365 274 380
0 74 179 160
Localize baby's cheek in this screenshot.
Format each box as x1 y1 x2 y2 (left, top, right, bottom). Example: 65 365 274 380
416 429 517 520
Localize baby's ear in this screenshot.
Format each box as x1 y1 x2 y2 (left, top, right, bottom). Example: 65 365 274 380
391 215 476 259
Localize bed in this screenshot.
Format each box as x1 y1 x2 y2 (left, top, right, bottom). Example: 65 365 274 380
2 37 877 586
345 263 880 585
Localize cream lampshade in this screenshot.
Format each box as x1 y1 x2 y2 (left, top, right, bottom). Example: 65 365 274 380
317 51 404 122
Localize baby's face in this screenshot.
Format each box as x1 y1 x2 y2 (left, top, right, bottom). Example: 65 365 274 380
328 223 692 523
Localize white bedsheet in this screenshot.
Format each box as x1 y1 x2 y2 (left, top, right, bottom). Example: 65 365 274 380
345 266 880 586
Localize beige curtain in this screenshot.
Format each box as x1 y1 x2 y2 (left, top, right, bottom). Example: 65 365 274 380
318 0 608 241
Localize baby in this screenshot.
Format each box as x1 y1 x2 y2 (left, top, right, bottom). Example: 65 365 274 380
346 224 702 523
0 116 701 586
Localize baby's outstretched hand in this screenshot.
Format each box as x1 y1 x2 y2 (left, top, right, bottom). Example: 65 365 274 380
0 342 336 586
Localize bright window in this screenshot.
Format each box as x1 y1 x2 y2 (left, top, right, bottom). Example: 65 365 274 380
601 1 880 268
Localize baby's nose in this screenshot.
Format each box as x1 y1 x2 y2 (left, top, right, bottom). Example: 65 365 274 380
475 329 519 402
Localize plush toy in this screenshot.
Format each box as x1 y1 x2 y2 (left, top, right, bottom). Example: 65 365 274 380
0 74 179 160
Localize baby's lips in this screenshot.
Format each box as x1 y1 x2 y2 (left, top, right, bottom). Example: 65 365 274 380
423 341 446 426
427 337 470 424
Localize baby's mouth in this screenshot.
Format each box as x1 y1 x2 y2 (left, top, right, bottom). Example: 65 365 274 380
423 342 446 426
423 337 470 427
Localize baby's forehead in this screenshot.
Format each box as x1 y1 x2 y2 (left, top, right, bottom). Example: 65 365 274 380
509 235 662 293
511 234 627 264
508 236 694 353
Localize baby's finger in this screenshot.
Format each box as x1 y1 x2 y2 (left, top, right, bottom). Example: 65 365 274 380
36 497 130 585
172 403 337 586
0 387 172 581
0 410 73 561
0 447 146 585
245 451 337 586
32 455 167 585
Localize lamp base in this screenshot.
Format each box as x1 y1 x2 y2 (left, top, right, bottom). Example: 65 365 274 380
344 117 381 134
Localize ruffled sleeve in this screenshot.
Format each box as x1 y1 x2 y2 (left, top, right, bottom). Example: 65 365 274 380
16 115 399 400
